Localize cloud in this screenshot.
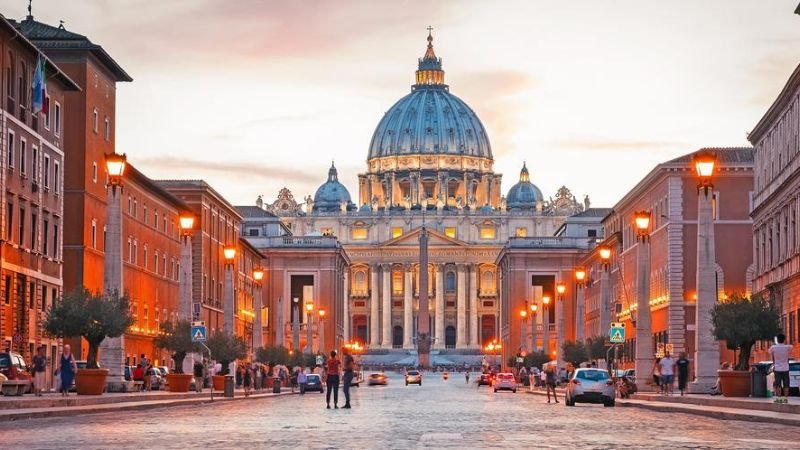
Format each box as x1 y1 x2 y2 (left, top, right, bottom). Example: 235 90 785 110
550 138 687 152
136 156 322 184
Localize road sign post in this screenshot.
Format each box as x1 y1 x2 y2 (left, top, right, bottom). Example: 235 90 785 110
191 322 207 343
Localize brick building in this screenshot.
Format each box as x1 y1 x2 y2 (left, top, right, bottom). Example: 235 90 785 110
0 14 78 384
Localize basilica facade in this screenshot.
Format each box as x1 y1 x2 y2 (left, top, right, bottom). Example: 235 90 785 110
250 32 591 353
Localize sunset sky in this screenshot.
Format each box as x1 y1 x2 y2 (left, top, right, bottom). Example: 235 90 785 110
6 0 800 207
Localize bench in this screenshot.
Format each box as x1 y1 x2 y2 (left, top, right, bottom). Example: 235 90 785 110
1 380 30 396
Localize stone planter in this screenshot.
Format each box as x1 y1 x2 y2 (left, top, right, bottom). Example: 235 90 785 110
166 373 193 392
719 369 751 397
212 375 226 391
75 368 108 395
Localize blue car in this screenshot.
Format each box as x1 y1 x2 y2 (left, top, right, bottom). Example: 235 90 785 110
305 374 324 393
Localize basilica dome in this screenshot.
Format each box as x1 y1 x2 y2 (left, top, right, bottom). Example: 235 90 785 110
313 163 353 213
506 163 543 210
367 32 492 161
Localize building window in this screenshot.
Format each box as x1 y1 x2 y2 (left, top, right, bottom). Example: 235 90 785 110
92 162 97 183
6 203 12 242
515 227 527 237
154 211 158 228
127 238 132 263
321 227 333 236
445 271 456 293
54 224 59 259
43 219 49 256
588 229 597 238
248 228 259 237
353 271 367 296
18 206 24 247
43 156 50 188
154 251 159 273
163 255 167 276
392 227 403 238
133 240 138 264
352 227 368 240
143 205 147 224
6 131 13 168
392 270 403 294
92 108 98 133
91 220 97 249
481 271 495 295
479 225 496 240
54 162 60 193
32 146 38 181
444 227 456 239
54 102 61 136
30 212 36 249
104 117 110 141
133 199 138 218
19 139 26 176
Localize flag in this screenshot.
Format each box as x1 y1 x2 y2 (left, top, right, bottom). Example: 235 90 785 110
31 55 47 115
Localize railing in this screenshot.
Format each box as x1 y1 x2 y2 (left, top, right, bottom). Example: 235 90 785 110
506 236 593 250
246 235 339 248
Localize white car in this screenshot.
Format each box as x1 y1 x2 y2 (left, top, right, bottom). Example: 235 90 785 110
565 368 616 407
405 370 422 386
493 373 517 393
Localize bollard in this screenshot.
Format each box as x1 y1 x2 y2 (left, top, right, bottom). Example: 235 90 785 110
224 375 235 398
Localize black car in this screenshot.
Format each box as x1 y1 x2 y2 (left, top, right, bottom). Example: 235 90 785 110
478 372 494 386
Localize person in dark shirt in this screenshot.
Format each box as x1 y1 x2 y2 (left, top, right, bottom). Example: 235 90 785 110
342 350 355 409
193 361 205 393
676 352 690 396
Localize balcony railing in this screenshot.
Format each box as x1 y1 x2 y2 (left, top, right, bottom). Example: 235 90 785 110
507 236 593 250
247 235 339 248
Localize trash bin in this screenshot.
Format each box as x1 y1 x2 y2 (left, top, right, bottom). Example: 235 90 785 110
224 375 235 398
273 376 281 394
751 365 768 398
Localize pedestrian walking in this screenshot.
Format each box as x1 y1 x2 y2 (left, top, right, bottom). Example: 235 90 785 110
545 364 559 403
32 345 47 396
465 372 470 384
298 366 308 395
676 352 690 396
342 350 355 409
324 350 341 409
658 353 676 396
236 365 244 389
539 368 547 389
651 357 661 393
243 365 252 397
770 333 793 404
54 344 76 396
193 360 204 393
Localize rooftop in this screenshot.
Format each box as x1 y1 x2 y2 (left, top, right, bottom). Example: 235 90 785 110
666 147 754 165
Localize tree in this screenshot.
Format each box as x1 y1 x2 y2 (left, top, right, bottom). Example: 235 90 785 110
44 288 134 369
153 320 195 374
206 332 247 375
523 350 549 369
256 345 290 366
711 293 780 371
586 336 609 362
561 340 589 366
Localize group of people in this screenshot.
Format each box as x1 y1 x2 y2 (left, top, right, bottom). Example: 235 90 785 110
131 353 158 392
323 349 356 409
651 352 690 396
235 363 270 396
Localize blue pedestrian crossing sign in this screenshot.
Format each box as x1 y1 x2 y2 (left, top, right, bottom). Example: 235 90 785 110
191 324 207 343
609 322 625 343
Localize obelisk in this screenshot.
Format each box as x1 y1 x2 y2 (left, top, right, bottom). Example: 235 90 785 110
417 226 431 368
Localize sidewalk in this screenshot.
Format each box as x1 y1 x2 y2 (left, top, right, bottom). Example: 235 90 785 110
0 389 294 421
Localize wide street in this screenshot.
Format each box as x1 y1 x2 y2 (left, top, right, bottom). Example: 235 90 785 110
1 372 798 449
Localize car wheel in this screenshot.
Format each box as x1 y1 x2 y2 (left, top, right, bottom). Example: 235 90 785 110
513 389 517 393
566 398 574 406
405 382 408 386
604 400 615 407
494 388 498 392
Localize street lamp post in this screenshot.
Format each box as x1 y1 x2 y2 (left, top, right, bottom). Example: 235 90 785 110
178 215 195 320
223 246 236 335
692 151 719 392
542 295 551 357
318 309 326 354
253 268 265 351
519 308 528 352
530 303 538 351
574 269 586 342
634 210 653 391
100 152 126 389
305 303 314 354
292 298 300 351
556 282 566 370
599 246 612 335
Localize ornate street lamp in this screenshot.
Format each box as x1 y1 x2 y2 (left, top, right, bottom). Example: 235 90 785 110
542 294 551 356
598 246 612 335
318 309 326 354
574 268 587 342
100 152 127 388
529 302 538 351
253 268 265 351
178 214 196 321
692 150 718 391
223 246 236 334
633 210 653 391
555 282 566 370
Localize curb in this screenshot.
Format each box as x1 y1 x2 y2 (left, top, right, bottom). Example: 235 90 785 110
0 391 295 422
619 399 800 427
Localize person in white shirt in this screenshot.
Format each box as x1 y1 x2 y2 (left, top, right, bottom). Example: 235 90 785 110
658 354 676 395
769 333 793 404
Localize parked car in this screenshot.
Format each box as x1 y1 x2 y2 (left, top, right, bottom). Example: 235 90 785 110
565 368 616 407
305 374 324 393
0 351 32 393
148 367 164 390
478 372 495 386
405 370 422 386
493 373 517 393
755 360 800 395
368 372 388 386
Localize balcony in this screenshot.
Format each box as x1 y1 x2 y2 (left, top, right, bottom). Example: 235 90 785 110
247 235 339 248
507 236 593 250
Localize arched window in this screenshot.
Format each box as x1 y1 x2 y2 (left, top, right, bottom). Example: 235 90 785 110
18 61 27 108
5 52 13 103
481 271 495 295
392 270 403 294
353 271 367 296
445 271 456 293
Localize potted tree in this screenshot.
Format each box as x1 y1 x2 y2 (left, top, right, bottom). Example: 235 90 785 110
711 293 780 397
206 332 247 391
153 320 195 392
561 340 589 368
44 288 133 395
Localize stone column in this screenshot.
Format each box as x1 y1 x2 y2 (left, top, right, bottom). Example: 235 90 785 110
403 266 413 349
370 267 380 348
635 238 653 391
343 270 350 343
600 268 611 335
382 264 392 348
435 264 445 349
469 265 479 348
575 285 585 342
556 293 565 370
275 297 283 347
178 235 193 320
100 185 124 388
456 264 467 347
543 304 550 357
692 187 719 392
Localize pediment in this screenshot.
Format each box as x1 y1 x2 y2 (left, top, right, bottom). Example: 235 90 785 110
381 227 468 247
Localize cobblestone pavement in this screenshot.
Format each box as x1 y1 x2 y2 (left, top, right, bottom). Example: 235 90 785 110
2 372 799 449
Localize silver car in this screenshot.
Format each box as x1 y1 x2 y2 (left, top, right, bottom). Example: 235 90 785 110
565 368 615 407
493 372 517 393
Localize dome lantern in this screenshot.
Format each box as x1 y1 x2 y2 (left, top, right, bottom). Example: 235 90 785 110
415 27 446 88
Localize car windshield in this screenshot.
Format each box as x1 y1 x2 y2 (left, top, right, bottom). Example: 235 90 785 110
408 371 419 375
576 370 609 381
0 354 9 368
307 375 320 380
498 374 513 379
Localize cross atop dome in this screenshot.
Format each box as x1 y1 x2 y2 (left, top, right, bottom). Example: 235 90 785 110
415 27 445 88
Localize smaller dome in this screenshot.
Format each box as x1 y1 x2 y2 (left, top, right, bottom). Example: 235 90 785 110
479 204 493 214
506 162 544 210
359 203 372 213
313 162 353 213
